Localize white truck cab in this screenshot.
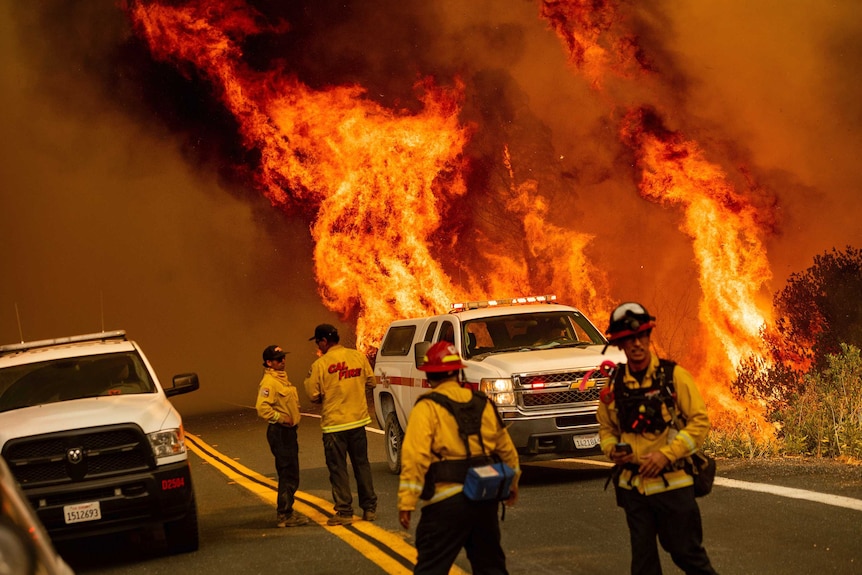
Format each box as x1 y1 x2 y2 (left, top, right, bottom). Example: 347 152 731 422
373 295 624 473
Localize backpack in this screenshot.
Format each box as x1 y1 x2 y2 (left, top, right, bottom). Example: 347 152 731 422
416 391 515 502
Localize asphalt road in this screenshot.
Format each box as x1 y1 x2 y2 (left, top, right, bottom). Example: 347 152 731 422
56 410 862 575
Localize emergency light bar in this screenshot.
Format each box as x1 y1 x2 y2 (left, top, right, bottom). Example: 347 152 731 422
0 330 128 355
450 294 557 311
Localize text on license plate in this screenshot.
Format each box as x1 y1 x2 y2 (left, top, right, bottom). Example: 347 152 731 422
64 501 101 524
574 434 599 449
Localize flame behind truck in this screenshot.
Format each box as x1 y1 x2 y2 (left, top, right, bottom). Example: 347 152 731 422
372 295 624 473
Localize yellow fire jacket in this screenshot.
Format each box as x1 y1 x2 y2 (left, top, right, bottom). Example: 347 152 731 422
398 380 521 511
597 354 711 495
303 344 374 433
256 368 301 427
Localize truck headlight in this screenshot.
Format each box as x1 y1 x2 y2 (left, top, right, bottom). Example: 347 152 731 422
148 428 186 459
480 378 515 406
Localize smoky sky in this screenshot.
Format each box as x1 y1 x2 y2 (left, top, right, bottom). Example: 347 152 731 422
2 0 861 416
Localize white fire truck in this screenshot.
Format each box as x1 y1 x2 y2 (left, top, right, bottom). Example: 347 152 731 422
372 295 624 473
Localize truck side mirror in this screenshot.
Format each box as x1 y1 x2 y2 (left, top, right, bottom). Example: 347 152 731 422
165 373 200 397
414 341 431 369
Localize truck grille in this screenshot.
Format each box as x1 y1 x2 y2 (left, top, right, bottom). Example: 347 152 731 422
515 370 607 408
2 424 154 487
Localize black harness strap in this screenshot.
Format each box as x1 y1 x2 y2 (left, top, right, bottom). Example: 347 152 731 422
604 360 680 490
416 391 502 499
613 359 677 435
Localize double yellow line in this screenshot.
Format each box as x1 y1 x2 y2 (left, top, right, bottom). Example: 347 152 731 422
185 432 467 575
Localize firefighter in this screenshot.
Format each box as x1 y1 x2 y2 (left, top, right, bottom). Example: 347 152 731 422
597 302 718 575
398 341 520 575
303 324 378 526
255 345 309 528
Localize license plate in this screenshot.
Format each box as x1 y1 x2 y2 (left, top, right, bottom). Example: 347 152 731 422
574 434 599 449
64 501 101 524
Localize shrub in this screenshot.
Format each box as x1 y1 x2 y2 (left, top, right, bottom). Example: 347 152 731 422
776 344 862 458
703 424 780 459
731 354 802 421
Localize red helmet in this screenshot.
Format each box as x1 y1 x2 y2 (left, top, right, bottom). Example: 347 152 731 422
606 302 656 343
418 341 466 372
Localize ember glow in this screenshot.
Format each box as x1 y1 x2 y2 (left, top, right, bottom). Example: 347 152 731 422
123 0 836 432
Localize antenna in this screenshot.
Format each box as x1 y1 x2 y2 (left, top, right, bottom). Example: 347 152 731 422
14 303 24 343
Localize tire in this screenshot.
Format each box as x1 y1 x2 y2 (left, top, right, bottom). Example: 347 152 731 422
164 494 199 554
384 412 404 475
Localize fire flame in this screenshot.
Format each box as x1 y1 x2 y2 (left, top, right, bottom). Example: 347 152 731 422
540 0 649 87
542 1 775 433
620 108 774 370
127 0 609 352
620 108 774 431
128 0 780 434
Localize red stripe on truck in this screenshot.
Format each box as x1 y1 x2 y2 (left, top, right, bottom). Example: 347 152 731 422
378 375 431 389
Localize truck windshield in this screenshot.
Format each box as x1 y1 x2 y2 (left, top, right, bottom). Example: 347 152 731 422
0 352 157 413
461 311 607 359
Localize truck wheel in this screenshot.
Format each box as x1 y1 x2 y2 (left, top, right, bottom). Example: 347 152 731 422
164 495 200 554
384 412 404 475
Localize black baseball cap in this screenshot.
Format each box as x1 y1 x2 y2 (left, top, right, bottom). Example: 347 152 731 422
262 345 287 364
309 324 338 341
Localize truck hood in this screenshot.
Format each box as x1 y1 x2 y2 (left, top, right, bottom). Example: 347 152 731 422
0 394 179 448
467 345 625 375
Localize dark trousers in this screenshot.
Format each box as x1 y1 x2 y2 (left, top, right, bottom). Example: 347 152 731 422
322 426 377 516
616 485 718 575
414 493 507 575
266 423 300 516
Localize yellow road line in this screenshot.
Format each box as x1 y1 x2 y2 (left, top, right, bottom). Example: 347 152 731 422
185 432 467 575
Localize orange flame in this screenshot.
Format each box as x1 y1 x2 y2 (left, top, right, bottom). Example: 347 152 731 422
541 2 776 434
127 0 609 352
540 0 649 87
501 146 610 311
620 109 774 371
129 0 778 436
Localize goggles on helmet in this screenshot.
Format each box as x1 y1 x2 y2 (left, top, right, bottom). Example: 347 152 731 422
606 302 656 343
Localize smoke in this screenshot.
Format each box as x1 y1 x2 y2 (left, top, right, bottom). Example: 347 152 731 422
627 1 862 356
653 1 862 271
0 2 346 415
2 0 861 415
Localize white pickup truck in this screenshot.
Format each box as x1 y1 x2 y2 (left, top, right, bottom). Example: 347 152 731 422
372 296 624 473
0 330 200 554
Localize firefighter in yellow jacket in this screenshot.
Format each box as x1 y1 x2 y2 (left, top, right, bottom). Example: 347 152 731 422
398 341 520 575
597 303 717 575
255 345 309 528
303 324 377 526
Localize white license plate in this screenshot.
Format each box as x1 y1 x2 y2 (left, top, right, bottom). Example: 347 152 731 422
64 501 102 524
574 434 599 449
